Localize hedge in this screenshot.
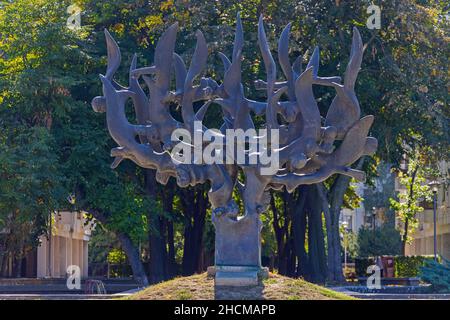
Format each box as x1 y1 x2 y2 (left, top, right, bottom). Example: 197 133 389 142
355 255 439 277
395 255 438 277
355 257 376 277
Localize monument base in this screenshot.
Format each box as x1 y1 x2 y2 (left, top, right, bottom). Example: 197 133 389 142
211 204 265 287
208 266 269 286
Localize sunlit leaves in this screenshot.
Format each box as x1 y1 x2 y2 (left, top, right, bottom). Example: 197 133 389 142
389 151 433 243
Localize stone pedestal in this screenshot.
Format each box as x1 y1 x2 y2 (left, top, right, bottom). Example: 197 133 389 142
208 265 269 286
212 212 267 286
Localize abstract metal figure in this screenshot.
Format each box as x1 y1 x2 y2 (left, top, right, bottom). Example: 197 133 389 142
92 13 377 286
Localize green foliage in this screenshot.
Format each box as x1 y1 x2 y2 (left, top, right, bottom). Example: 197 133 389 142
354 257 375 277
76 0 449 168
107 248 127 264
261 207 277 260
0 0 448 276
357 225 402 257
420 258 450 293
107 247 133 278
0 126 66 265
363 162 397 223
389 151 433 246
341 230 358 259
88 225 118 265
0 0 161 267
342 183 364 210
355 255 439 278
0 0 83 264
395 255 437 277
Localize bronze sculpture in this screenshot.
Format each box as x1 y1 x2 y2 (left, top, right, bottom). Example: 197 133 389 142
92 13 377 286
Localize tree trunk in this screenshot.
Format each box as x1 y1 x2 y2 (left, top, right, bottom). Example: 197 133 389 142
194 188 207 273
162 182 177 278
181 189 195 275
145 170 167 283
285 228 296 277
0 254 4 277
317 183 337 283
327 175 350 284
116 232 149 287
284 192 297 277
292 187 309 278
306 186 327 283
325 159 365 283
147 214 167 283
89 209 149 286
166 220 177 277
13 254 22 278
271 192 288 275
402 218 409 256
181 187 207 275
0 253 7 277
402 166 418 255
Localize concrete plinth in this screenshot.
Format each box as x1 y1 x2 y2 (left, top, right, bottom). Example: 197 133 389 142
216 269 258 286
211 211 267 286
212 212 262 265
208 266 269 287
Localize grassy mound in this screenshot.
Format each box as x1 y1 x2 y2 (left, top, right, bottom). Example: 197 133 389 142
123 273 355 300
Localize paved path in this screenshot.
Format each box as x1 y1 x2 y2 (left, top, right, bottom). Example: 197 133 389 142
0 294 111 300
330 287 450 300
0 292 135 300
3 289 450 300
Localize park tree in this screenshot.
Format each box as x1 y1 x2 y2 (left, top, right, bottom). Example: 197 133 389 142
357 225 402 257
0 0 153 283
389 150 434 255
0 0 448 285
0 0 78 276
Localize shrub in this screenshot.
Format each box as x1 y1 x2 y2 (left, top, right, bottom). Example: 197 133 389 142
355 255 440 278
394 255 437 277
355 257 376 277
107 248 127 264
420 258 450 293
357 226 401 257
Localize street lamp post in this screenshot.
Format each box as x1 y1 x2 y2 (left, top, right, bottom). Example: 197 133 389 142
47 212 52 277
428 181 440 262
344 241 347 271
372 207 376 233
340 221 349 272
433 188 437 262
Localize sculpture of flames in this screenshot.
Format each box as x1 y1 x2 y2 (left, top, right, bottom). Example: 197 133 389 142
92 13 377 285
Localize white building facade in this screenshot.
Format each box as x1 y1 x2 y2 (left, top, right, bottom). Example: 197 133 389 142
37 211 95 278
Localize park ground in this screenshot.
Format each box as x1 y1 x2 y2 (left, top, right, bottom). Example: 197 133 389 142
122 273 354 300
